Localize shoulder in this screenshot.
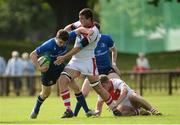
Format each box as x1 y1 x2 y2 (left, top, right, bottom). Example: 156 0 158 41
73 21 81 28
100 34 113 42
111 78 123 87
40 38 55 47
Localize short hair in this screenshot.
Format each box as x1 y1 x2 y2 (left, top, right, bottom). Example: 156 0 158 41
56 29 69 41
79 8 93 20
99 75 109 84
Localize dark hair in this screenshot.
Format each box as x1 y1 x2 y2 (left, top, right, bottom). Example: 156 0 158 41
56 29 69 41
79 8 93 20
99 75 109 84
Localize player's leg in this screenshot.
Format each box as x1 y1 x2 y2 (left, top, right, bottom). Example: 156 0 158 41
58 68 76 118
74 78 91 116
82 78 91 97
30 85 51 119
116 105 137 116
129 92 162 115
59 68 92 118
87 75 118 112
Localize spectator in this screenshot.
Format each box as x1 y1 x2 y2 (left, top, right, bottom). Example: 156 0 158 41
21 52 36 96
5 51 23 96
0 55 6 96
133 52 150 72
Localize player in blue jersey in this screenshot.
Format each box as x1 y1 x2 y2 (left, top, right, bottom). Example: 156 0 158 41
29 29 71 119
73 23 121 117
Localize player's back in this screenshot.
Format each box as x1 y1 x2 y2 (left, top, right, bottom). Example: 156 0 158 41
95 34 114 69
110 78 133 93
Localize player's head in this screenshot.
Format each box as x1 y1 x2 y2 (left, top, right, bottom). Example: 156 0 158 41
56 29 69 46
79 8 93 27
99 75 110 90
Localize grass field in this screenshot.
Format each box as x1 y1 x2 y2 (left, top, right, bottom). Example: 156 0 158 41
0 93 180 124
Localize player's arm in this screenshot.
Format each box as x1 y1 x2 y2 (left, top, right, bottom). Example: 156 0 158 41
110 46 121 76
95 96 104 116
30 50 48 72
54 47 81 65
64 24 76 32
115 84 128 106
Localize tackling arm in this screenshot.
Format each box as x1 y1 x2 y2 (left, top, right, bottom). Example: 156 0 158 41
95 100 104 116
115 85 128 106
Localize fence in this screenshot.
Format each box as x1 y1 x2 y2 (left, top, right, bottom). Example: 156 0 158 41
0 70 180 96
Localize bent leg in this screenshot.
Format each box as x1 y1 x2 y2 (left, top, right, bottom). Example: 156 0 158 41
117 105 136 116
82 78 91 97
30 85 51 119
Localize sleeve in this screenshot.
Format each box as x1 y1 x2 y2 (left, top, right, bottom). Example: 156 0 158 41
106 35 115 48
73 37 82 48
68 31 77 42
35 40 52 56
114 79 125 91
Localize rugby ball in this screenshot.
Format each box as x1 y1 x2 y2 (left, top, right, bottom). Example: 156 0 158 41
37 55 50 68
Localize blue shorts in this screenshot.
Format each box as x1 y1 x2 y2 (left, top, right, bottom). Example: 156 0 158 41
41 63 65 86
98 67 116 75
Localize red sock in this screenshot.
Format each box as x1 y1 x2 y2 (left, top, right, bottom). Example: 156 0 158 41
60 90 71 111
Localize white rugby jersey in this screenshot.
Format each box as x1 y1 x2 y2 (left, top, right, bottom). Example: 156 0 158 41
72 22 100 59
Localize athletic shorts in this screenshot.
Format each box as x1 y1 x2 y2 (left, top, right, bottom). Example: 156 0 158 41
98 67 116 75
120 90 134 108
41 63 65 86
65 58 98 76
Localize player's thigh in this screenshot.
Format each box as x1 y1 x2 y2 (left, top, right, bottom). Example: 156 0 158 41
129 92 143 107
117 105 135 116
82 78 91 96
87 75 99 83
63 68 81 80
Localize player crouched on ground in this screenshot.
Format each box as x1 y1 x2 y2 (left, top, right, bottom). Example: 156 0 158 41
94 75 162 116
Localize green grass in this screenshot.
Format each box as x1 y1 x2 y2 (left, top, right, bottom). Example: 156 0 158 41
0 93 180 124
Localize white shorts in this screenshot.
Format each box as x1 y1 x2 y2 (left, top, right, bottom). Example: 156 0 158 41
120 91 134 108
65 58 98 76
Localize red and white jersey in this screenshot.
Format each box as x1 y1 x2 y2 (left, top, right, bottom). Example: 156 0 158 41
98 78 134 101
65 21 99 75
72 21 100 60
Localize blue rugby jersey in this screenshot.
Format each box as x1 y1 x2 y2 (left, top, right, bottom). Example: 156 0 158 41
35 38 68 62
94 34 114 73
35 31 77 62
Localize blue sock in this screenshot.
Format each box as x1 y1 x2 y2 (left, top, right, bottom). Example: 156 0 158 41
33 95 44 114
75 92 89 113
74 102 82 116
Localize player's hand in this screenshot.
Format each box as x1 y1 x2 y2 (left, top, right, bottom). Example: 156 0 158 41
38 66 49 72
54 56 65 65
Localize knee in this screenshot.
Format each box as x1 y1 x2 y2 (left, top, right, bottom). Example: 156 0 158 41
60 71 72 83
40 91 51 99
